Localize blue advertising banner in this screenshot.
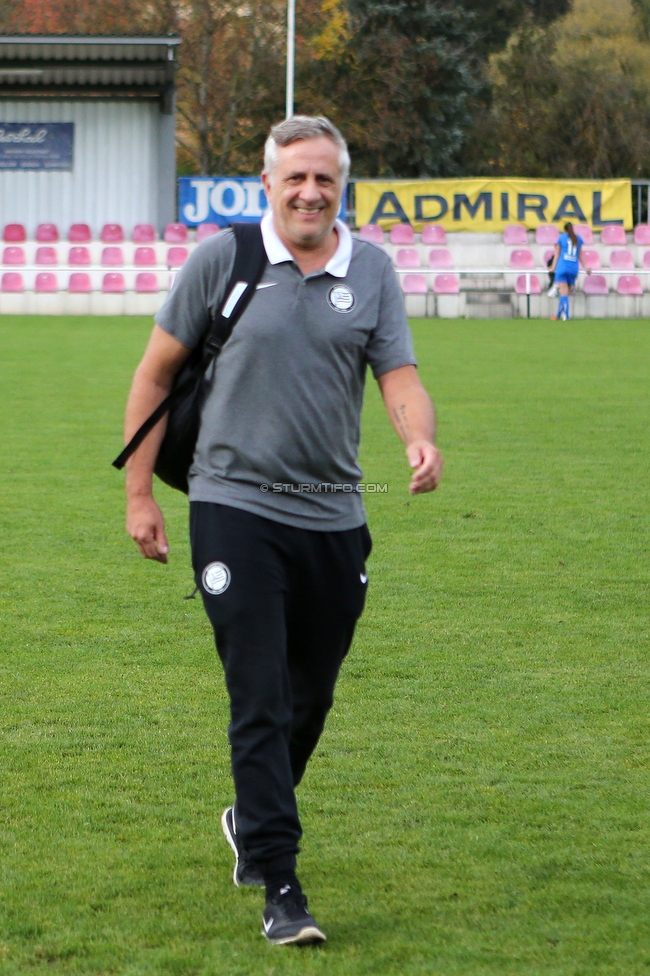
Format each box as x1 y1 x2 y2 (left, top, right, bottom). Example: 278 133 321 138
0 122 74 171
179 176 346 226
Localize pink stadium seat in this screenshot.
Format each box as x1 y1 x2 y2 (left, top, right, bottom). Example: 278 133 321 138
167 246 189 267
135 272 159 293
164 222 188 244
583 274 608 295
69 223 92 243
68 272 92 293
427 248 453 269
574 225 593 244
102 246 124 266
633 224 650 245
359 223 385 244
642 251 650 269
421 225 447 245
535 225 558 245
35 246 57 266
134 247 156 267
36 223 59 242
617 274 642 295
102 272 125 293
35 272 57 292
509 248 535 269
197 223 220 242
503 225 528 245
3 246 25 265
434 273 460 294
2 271 23 291
69 246 90 266
609 249 634 270
395 248 420 269
132 223 156 243
515 274 541 294
601 225 626 246
390 224 415 245
543 249 555 265
401 274 427 294
101 223 124 243
3 223 26 242
581 249 601 270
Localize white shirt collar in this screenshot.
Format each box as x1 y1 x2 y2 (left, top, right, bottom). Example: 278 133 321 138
260 212 352 278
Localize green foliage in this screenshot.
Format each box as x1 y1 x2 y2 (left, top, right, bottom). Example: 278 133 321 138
461 0 570 56
1 315 650 974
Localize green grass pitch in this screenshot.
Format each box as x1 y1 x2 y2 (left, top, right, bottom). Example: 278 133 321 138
1 315 649 976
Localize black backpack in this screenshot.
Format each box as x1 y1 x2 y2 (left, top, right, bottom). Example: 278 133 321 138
112 223 267 493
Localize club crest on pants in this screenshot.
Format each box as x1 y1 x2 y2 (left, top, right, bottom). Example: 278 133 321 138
202 561 231 595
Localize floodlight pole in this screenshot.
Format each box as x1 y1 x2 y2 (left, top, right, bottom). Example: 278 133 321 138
286 0 295 118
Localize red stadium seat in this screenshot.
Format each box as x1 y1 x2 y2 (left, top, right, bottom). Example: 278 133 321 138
581 249 601 270
134 247 156 266
197 223 220 242
68 272 92 293
69 247 90 266
609 249 634 270
102 246 124 266
515 274 541 294
535 225 558 245
102 272 125 293
509 248 534 269
583 274 608 295
101 223 124 243
633 224 650 245
35 272 58 292
390 224 415 245
574 225 594 244
132 223 157 243
503 225 527 245
36 223 59 242
2 271 23 291
401 274 427 294
164 222 188 243
421 225 446 245
69 223 92 243
617 274 642 295
427 248 453 269
433 273 459 294
601 225 626 246
358 224 385 244
395 248 420 269
135 272 159 293
167 246 189 267
35 246 57 266
3 246 25 265
3 223 26 242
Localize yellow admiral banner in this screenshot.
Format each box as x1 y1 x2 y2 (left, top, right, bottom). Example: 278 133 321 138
354 177 632 231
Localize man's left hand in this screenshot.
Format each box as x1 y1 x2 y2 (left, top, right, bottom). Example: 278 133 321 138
406 440 444 494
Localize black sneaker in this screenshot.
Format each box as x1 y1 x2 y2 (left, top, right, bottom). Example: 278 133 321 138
221 806 264 888
262 884 326 945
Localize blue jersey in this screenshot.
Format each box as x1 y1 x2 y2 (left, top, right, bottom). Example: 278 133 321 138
556 232 583 277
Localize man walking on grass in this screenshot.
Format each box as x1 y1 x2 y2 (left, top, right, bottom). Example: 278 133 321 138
121 115 442 946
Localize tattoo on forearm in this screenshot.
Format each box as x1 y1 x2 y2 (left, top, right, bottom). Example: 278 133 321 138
393 403 410 442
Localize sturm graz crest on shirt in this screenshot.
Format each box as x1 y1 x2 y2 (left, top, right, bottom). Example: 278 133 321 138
327 284 355 312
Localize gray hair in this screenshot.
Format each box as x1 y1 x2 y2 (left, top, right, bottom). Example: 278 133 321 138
263 115 350 182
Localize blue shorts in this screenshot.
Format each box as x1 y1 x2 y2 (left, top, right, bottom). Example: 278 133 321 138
555 269 577 286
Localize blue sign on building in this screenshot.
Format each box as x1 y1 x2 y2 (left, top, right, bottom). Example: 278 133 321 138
0 123 74 171
179 176 346 227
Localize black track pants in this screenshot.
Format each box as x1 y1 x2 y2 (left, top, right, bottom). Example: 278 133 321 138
190 501 371 865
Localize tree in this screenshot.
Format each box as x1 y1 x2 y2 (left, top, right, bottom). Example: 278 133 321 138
460 0 570 57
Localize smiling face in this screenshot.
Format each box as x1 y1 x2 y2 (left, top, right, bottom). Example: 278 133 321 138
262 136 344 254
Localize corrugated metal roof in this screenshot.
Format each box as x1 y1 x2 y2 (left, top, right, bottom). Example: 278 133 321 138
0 36 179 98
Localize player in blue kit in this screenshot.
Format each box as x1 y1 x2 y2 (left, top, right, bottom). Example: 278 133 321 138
549 221 591 320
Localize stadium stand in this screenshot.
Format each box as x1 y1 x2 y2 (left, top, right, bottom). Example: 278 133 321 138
69 224 92 243
428 248 454 268
617 274 642 295
101 224 124 243
510 249 535 268
422 225 447 245
3 246 24 265
503 225 528 245
359 224 385 244
535 226 558 245
633 224 650 245
395 248 420 268
164 223 188 243
390 224 415 245
133 224 157 243
197 223 220 242
582 249 601 269
4 224 25 242
36 223 59 242
515 274 541 294
609 249 635 269
36 247 57 265
601 225 627 245
584 275 608 295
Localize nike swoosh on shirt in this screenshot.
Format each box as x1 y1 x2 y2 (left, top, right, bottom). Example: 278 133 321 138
256 282 277 290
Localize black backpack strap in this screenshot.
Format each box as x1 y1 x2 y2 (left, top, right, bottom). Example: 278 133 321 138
113 222 266 471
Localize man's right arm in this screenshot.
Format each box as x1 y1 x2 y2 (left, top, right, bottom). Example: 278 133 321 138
124 324 193 563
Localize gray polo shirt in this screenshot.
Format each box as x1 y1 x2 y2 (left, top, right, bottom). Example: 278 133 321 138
155 215 416 530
